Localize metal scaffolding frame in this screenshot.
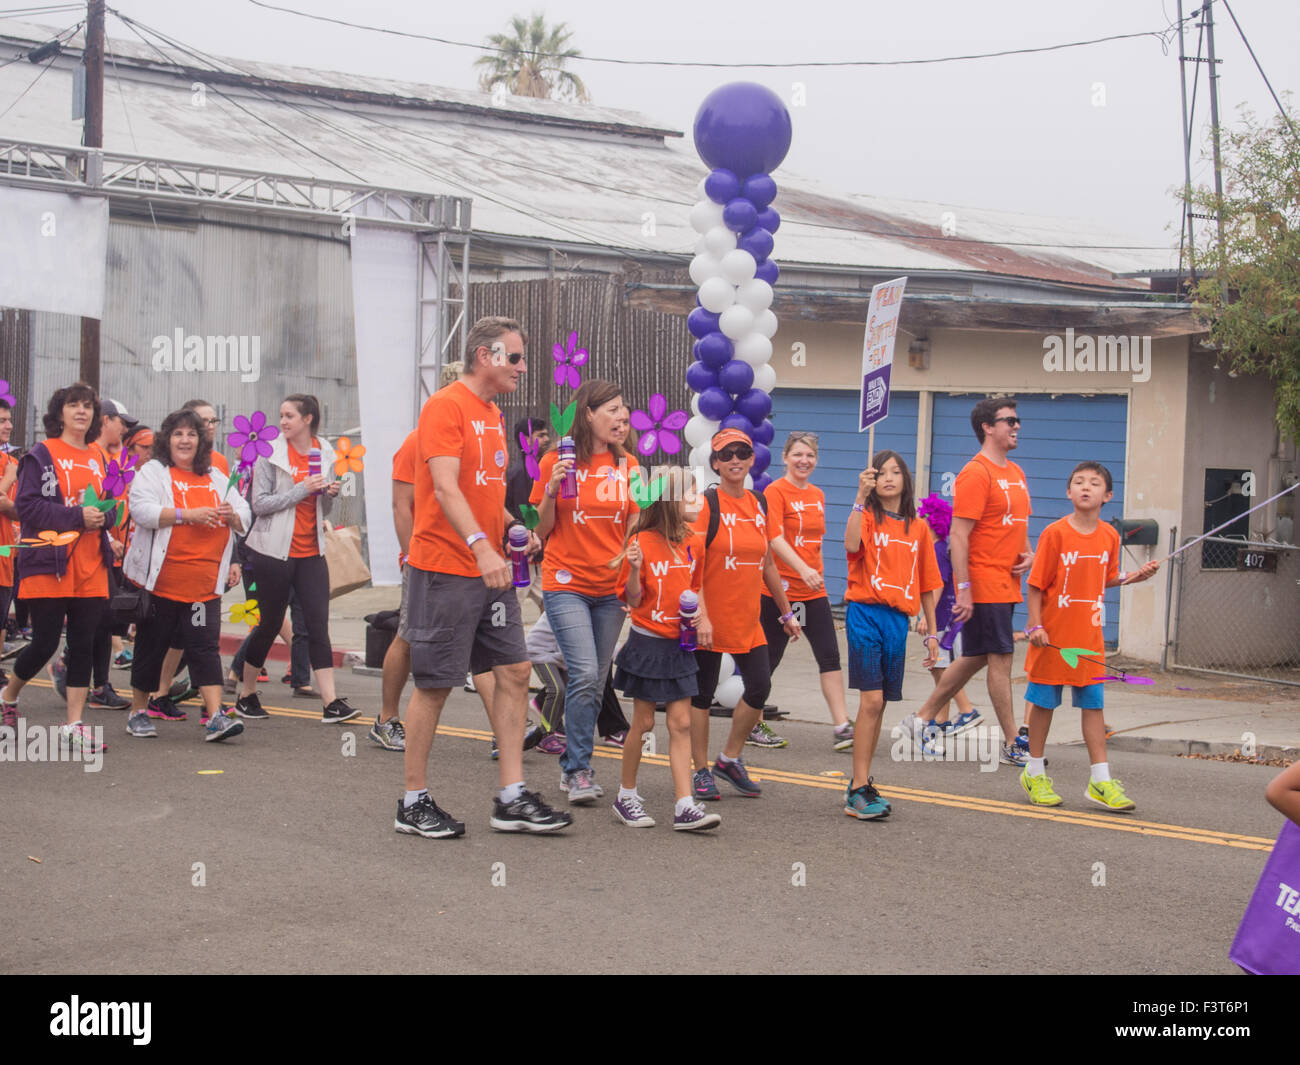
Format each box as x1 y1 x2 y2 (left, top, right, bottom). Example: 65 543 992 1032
417 227 471 417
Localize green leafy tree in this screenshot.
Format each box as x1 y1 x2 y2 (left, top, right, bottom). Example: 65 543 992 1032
1188 106 1300 445
475 13 590 103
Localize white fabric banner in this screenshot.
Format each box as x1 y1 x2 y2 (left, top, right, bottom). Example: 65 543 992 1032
351 223 419 587
0 187 109 319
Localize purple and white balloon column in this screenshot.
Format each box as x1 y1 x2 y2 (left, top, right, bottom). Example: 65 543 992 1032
683 82 792 491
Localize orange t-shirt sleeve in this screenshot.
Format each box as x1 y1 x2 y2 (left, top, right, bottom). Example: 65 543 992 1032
392 432 417 484
917 523 944 596
529 451 554 506
952 462 988 522
1026 524 1058 592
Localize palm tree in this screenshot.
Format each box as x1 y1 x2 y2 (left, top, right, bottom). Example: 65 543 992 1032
475 13 590 103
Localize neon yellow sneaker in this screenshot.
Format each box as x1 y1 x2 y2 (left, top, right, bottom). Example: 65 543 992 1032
1020 768 1063 806
1085 778 1136 812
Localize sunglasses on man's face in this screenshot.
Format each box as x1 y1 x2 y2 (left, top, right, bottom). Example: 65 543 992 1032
993 416 1021 427
481 345 525 365
715 445 754 462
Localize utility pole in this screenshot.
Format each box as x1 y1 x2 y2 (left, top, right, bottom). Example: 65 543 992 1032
1176 0 1196 286
79 0 105 391
1202 0 1227 268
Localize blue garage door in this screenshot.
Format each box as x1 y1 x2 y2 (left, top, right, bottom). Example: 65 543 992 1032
930 393 1128 646
770 388 919 602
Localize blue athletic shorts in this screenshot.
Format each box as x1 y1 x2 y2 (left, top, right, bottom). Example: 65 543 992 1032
1024 681 1104 711
845 601 908 700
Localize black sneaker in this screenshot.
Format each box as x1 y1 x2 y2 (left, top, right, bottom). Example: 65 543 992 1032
88 683 131 710
322 698 361 724
169 674 199 703
395 795 465 838
233 692 269 720
489 789 573 833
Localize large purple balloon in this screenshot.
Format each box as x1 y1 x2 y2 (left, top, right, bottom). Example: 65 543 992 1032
753 473 772 492
693 82 793 179
694 331 733 370
755 206 780 233
737 227 774 262
720 413 756 435
741 173 778 208
704 168 741 205
735 387 773 424
751 418 775 446
722 197 758 234
754 258 780 286
688 306 721 339
698 387 734 421
751 442 772 477
686 361 719 393
717 358 755 395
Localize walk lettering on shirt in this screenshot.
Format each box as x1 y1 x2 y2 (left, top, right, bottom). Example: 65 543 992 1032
846 508 942 617
286 440 321 558
617 528 704 639
763 478 826 602
953 452 1032 603
410 380 508 578
691 489 777 653
529 449 638 596
1024 518 1120 686
152 468 227 602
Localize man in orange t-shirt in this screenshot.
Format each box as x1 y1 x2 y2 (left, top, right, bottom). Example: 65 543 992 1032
910 398 1033 763
394 316 569 839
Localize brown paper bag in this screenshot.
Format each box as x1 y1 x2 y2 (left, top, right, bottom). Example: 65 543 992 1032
323 522 371 599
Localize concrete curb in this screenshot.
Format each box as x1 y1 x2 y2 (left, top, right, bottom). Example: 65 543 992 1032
1104 735 1298 763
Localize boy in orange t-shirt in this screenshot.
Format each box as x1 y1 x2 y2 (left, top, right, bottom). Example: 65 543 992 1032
1021 461 1158 811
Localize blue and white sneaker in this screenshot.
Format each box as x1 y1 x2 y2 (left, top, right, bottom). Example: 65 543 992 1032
125 712 157 739
1014 726 1031 757
919 721 946 757
1000 740 1028 767
950 709 983 735
692 767 721 802
204 710 244 743
844 777 891 820
712 756 761 797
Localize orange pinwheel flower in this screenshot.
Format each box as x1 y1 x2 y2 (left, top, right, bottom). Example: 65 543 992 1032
333 436 365 476
23 530 80 547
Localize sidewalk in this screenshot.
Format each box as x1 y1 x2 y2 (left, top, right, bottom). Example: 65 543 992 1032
224 584 1300 763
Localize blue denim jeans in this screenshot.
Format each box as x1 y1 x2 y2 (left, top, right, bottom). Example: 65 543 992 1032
542 590 625 775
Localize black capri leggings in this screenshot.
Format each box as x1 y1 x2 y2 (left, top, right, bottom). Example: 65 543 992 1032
691 645 771 712
14 596 107 688
131 596 224 693
241 548 333 671
760 595 842 675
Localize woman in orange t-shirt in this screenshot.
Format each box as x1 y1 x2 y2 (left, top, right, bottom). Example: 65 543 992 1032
528 378 638 800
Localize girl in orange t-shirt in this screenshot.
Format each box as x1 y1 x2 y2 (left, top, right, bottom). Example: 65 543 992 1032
609 467 718 831
529 379 638 800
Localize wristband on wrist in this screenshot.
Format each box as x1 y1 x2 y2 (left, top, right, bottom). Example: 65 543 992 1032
922 634 938 643
957 581 970 590
851 502 866 514
465 531 487 549
1118 571 1128 583
545 486 558 499
778 611 796 624
175 509 185 525
1024 625 1042 636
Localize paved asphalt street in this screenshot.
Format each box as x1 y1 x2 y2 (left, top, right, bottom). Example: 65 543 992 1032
1 666 1287 976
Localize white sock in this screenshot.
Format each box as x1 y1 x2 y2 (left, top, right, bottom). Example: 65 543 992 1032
618 786 638 801
499 781 526 803
1090 762 1111 783
675 796 696 815
716 752 737 767
403 789 427 808
1027 756 1046 777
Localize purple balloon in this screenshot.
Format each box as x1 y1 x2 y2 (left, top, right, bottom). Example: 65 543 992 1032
686 361 719 393
722 197 758 234
694 331 734 370
753 473 772 492
741 173 778 208
718 359 755 395
755 206 780 233
735 387 773 424
720 413 756 435
753 258 780 286
693 82 793 178
737 227 774 262
688 306 720 339
751 442 772 477
698 387 734 421
751 418 775 446
704 168 741 205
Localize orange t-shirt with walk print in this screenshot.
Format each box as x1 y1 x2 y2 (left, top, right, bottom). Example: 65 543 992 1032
953 452 1032 603
690 489 778 653
20 438 108 599
152 467 228 603
1024 517 1120 686
617 528 704 639
530 449 638 596
286 440 321 558
845 508 943 617
762 477 827 603
410 380 508 578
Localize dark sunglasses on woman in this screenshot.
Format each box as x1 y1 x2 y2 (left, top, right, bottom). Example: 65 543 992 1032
715 445 754 461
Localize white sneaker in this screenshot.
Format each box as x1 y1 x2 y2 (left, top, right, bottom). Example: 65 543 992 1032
561 769 602 804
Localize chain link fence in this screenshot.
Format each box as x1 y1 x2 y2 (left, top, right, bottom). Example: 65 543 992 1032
1171 535 1300 685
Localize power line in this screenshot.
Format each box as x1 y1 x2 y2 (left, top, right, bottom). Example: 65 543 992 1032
0 41 56 120
0 4 83 14
0 17 82 67
1221 0 1300 144
247 0 1197 70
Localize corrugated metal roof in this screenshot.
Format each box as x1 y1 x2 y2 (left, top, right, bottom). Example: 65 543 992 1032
1 18 1174 290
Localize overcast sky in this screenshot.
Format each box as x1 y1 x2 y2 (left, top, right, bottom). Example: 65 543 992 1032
66 0 1300 245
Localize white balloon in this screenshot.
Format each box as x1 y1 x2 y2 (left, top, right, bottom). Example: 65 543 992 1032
715 674 745 710
690 393 701 416
703 224 737 258
688 442 712 471
697 276 735 313
752 363 777 393
696 177 708 199
754 308 779 339
690 199 724 235
744 474 754 491
684 414 720 449
718 304 755 341
688 253 723 287
719 248 757 285
737 278 774 314
734 333 774 366
718 653 736 676
695 236 709 256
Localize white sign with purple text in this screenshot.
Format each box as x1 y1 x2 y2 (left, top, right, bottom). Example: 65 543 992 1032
859 276 907 432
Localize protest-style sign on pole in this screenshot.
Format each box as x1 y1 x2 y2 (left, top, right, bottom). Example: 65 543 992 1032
859 276 907 458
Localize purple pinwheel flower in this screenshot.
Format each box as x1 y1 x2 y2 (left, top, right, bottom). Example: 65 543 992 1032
101 454 138 498
228 411 280 468
552 331 589 389
0 380 14 407
519 431 542 480
630 394 688 456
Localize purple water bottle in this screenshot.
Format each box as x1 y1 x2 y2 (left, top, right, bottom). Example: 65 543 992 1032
678 590 699 652
557 436 578 499
508 525 531 587
308 447 322 495
939 618 963 652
